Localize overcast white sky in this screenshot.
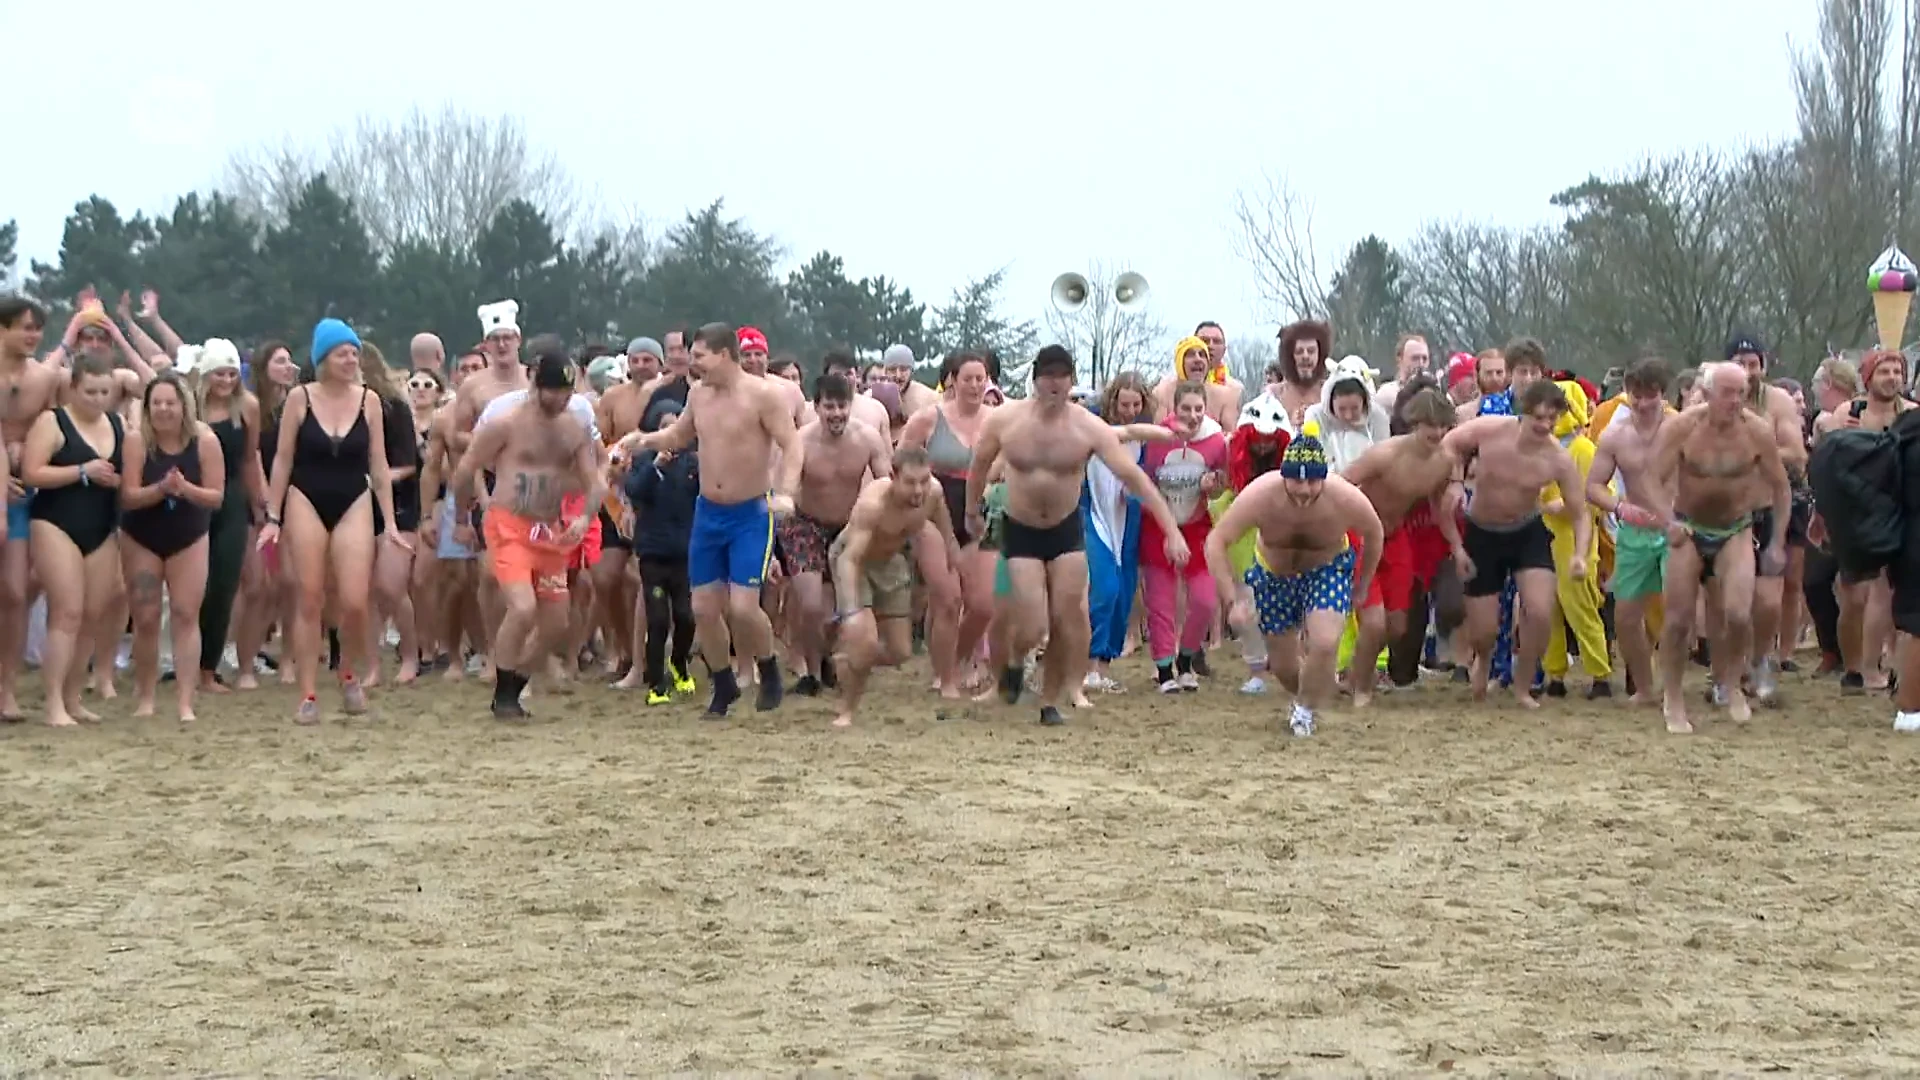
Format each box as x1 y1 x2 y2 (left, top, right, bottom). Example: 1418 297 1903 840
11 0 1818 345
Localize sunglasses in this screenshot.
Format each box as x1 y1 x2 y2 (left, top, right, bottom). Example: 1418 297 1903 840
407 378 439 392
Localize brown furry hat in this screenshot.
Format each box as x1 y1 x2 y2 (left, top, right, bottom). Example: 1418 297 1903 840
1276 319 1332 385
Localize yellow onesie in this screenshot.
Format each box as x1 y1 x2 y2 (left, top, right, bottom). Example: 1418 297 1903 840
1541 381 1612 682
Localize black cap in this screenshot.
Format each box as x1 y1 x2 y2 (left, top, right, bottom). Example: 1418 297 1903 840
533 352 573 391
1725 332 1766 361
1033 344 1076 376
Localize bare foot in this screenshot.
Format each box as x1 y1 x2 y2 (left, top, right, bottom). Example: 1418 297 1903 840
937 682 964 700
178 703 196 723
396 658 419 685
1626 691 1658 707
200 673 231 694
1352 690 1373 709
478 658 495 681
93 677 117 701
1726 687 1752 723
831 714 853 728
971 683 999 703
45 711 78 728
279 668 297 686
1663 697 1692 733
361 668 382 690
0 691 24 718
132 698 156 718
443 662 465 683
1510 687 1540 710
236 673 260 690
1072 690 1094 708
613 669 645 690
69 702 101 723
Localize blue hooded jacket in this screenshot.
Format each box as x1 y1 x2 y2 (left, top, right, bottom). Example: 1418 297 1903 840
627 446 698 559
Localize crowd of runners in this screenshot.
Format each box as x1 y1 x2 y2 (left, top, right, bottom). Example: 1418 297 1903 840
0 288 1914 736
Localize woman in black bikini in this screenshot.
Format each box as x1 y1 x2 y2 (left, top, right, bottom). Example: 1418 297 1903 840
360 348 422 686
232 342 299 688
257 319 403 725
120 375 224 722
20 357 124 728
190 339 264 695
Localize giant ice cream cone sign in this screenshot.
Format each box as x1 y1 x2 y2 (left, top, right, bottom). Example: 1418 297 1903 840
1869 244 1918 349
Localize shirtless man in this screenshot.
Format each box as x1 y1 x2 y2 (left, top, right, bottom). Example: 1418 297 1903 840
451 351 605 720
1727 334 1809 698
0 297 62 719
829 446 959 728
446 300 528 653
631 322 803 716
628 328 694 431
1151 323 1242 428
1584 357 1676 706
778 373 892 694
966 344 1187 726
1441 381 1592 708
418 348 492 678
1650 362 1790 732
1341 388 1465 706
1207 425 1384 736
879 344 940 419
737 326 811 428
822 350 894 434
408 333 445 372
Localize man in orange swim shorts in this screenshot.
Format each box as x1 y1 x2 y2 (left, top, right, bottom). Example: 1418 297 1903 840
453 349 606 719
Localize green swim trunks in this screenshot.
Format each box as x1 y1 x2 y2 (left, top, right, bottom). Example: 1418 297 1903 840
1613 521 1667 601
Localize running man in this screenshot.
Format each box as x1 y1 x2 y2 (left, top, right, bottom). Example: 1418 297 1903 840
828 446 958 728
1585 356 1676 706
1651 361 1790 732
451 350 606 720
1207 425 1383 736
630 323 803 717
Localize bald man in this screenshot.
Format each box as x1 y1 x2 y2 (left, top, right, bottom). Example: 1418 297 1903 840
410 333 446 372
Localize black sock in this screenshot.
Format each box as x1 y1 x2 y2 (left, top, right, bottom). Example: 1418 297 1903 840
1157 662 1175 683
493 668 522 704
1175 653 1192 676
707 665 741 716
755 655 784 711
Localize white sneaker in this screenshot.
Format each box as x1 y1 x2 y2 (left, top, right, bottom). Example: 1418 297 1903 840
1289 702 1315 737
1751 657 1779 704
1158 678 1181 694
1895 711 1920 733
1240 675 1268 694
1176 672 1200 692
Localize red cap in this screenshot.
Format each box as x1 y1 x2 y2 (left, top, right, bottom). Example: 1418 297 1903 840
737 326 769 354
1447 352 1477 389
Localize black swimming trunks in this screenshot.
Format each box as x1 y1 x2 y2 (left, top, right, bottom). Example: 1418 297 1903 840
1461 514 1554 597
1001 507 1086 563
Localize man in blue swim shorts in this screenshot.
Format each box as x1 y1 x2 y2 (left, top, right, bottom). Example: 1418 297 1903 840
0 295 66 720
631 322 803 718
1205 423 1382 738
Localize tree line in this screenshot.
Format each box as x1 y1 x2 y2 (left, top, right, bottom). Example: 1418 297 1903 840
1 108 1039 385
1232 0 1920 382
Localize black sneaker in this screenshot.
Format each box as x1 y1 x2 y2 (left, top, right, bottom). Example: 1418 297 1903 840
1190 651 1212 678
1038 705 1067 726
1841 671 1866 695
792 674 822 697
1586 681 1613 700
820 657 839 690
1544 680 1568 698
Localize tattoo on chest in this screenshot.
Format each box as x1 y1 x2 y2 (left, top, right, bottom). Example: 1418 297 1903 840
512 471 554 510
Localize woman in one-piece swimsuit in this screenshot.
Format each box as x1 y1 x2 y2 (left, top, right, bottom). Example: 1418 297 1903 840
231 342 299 689
896 352 999 696
258 319 402 725
119 374 226 722
20 357 125 728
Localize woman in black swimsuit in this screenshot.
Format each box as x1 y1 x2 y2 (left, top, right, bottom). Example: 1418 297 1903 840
191 340 264 695
120 375 225 722
403 367 444 673
20 357 124 728
258 319 403 725
361 348 423 686
232 342 298 688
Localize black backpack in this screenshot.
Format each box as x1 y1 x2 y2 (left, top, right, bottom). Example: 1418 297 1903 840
1809 418 1909 577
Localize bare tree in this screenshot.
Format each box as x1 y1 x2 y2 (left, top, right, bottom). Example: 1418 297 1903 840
1229 171 1333 323
1040 260 1169 387
221 106 586 254
1402 221 1568 355
1227 335 1276 390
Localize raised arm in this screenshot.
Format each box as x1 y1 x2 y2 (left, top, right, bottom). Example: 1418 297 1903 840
1091 415 1185 561
638 398 696 453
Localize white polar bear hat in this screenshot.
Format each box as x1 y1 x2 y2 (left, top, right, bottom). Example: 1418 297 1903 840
478 299 521 338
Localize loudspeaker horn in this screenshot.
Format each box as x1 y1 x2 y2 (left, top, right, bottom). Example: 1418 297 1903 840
1051 272 1091 314
1113 271 1150 311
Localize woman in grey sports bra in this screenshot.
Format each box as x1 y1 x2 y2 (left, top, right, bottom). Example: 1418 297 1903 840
898 352 1001 698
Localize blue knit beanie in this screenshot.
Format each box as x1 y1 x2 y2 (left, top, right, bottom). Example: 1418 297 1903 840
310 318 361 366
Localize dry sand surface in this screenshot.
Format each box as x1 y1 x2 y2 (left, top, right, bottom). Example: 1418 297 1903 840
2 659 1918 1076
